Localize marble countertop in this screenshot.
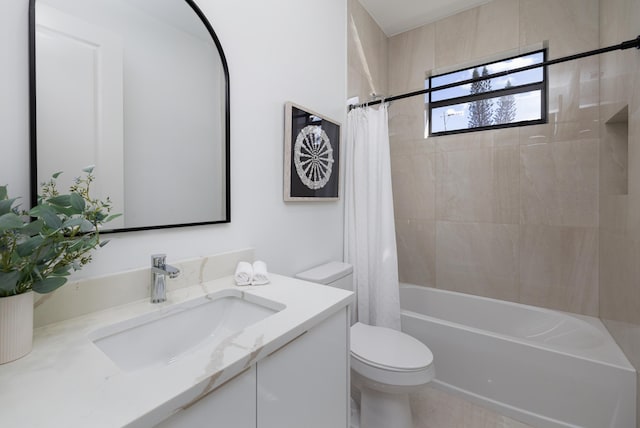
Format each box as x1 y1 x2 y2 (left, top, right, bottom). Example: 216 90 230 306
0 274 353 428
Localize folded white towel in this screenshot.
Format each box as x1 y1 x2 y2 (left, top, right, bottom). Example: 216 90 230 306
251 260 270 285
234 261 253 286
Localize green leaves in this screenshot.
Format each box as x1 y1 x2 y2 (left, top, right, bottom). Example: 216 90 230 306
46 192 85 215
16 236 44 257
0 197 19 215
0 168 118 297
21 219 44 237
61 217 88 229
105 213 122 223
32 276 67 294
0 271 21 296
0 213 24 230
46 195 71 206
69 192 85 211
29 205 62 229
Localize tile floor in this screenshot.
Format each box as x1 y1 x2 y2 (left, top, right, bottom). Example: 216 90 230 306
410 386 534 428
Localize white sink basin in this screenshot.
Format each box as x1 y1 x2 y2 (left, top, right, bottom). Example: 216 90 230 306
89 290 283 372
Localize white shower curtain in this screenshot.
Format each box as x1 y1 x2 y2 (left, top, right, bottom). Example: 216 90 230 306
344 104 401 330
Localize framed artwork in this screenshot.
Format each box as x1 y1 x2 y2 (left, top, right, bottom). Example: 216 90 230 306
284 102 341 201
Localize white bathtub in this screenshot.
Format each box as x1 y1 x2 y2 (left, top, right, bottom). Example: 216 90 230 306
399 284 636 428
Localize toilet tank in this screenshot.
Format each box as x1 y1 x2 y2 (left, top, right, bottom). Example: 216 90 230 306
296 261 353 292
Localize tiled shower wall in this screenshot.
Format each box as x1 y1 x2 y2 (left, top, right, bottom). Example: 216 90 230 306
347 0 640 426
387 0 601 316
347 0 388 108
598 0 640 424
349 0 640 423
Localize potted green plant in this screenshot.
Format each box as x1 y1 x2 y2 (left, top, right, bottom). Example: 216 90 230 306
0 166 119 364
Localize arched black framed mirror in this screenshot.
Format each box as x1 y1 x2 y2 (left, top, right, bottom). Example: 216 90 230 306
28 0 230 232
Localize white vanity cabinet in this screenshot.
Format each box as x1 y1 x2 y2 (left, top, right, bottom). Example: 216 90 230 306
0 271 354 428
155 366 257 428
256 307 349 428
155 307 349 428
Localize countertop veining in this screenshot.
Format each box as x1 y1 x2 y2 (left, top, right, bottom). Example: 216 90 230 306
0 274 353 428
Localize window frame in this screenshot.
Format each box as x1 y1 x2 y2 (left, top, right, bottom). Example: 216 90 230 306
427 49 548 136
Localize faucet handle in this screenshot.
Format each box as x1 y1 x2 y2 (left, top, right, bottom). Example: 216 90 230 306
151 254 167 268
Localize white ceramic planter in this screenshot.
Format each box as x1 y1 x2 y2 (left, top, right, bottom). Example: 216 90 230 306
0 291 34 364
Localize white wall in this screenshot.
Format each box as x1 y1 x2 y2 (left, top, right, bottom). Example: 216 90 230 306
0 0 347 279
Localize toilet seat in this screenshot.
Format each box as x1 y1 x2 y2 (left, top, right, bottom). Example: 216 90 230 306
350 323 435 393
350 322 435 388
351 322 433 371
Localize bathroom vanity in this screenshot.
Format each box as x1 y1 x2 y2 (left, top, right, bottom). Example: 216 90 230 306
0 253 352 428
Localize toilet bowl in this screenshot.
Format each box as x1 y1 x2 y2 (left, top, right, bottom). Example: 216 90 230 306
350 322 434 428
296 262 434 428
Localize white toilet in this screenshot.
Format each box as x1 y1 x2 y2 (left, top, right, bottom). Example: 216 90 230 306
296 262 434 428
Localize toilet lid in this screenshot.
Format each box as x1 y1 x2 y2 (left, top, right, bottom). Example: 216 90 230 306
350 322 433 371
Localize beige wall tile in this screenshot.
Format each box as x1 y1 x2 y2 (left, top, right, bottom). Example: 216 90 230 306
391 140 435 221
347 0 388 100
600 117 629 196
599 54 634 121
383 0 602 317
380 0 605 319
520 225 598 315
599 0 640 118
396 219 436 287
598 1 640 425
600 0 639 45
628 110 640 201
435 127 519 153
391 136 436 155
388 95 427 143
519 121 598 144
434 0 519 69
437 146 520 224
436 221 520 301
520 0 599 58
388 24 435 94
547 58 600 124
599 231 640 324
520 138 599 227
599 194 628 233
631 57 640 119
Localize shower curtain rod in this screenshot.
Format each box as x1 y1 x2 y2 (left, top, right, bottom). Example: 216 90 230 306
348 35 640 111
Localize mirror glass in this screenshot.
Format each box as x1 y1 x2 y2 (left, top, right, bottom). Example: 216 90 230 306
30 0 230 232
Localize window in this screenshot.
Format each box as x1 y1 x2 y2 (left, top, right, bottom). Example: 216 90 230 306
427 50 547 136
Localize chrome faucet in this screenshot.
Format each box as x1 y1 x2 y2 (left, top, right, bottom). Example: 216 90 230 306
150 254 180 303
